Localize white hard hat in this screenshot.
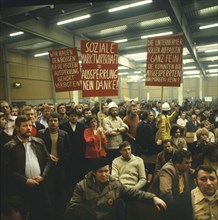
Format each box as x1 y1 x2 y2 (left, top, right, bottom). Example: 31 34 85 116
162 102 171 111
107 102 118 110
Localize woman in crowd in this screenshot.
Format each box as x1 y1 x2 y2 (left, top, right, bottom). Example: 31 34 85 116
84 116 108 174
170 125 187 150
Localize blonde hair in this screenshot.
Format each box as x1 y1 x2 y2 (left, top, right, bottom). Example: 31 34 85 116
196 127 209 140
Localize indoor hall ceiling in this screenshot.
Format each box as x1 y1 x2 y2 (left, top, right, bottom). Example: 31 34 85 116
0 0 218 81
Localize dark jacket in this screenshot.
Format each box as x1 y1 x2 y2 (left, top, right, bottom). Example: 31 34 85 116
60 121 86 162
66 172 156 220
37 128 71 167
2 136 52 194
135 120 161 155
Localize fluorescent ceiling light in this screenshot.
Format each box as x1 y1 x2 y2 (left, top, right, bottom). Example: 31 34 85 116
183 76 200 79
113 39 128 43
208 64 218 67
183 59 194 64
118 72 128 76
134 71 142 73
124 52 147 59
118 66 129 70
34 52 49 57
134 58 147 61
183 70 200 75
57 14 91 25
206 69 218 73
108 0 152 12
199 23 218 29
9 31 24 37
207 74 218 77
205 49 218 53
141 31 173 39
183 66 196 69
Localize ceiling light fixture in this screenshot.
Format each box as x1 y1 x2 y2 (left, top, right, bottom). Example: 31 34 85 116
205 49 218 53
57 14 91 25
113 39 128 43
208 64 218 67
141 31 173 39
183 70 200 75
206 69 218 73
199 23 218 29
34 52 49 57
9 31 24 37
108 0 152 13
183 66 196 69
118 72 128 76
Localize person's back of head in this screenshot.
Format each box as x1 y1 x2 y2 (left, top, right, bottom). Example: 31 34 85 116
1 195 30 220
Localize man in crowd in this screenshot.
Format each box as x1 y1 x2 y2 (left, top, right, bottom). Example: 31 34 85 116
112 141 147 190
0 100 17 136
22 105 45 136
103 102 129 163
65 157 167 220
37 112 71 219
1 115 53 219
60 108 86 190
148 149 194 219
122 103 140 154
174 165 218 220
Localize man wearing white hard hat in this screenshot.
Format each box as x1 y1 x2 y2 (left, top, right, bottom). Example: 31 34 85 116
103 102 129 163
155 102 179 141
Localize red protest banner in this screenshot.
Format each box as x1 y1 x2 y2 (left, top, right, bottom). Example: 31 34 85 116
80 40 118 97
49 47 82 92
145 35 183 87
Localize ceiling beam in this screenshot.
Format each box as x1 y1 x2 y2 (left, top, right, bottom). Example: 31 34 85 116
0 18 74 47
163 0 206 78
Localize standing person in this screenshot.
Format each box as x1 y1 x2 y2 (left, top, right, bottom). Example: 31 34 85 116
37 112 71 219
174 165 218 220
60 108 86 190
0 112 12 147
103 102 128 163
65 157 167 220
78 108 92 128
57 103 69 125
84 116 107 173
22 105 45 136
148 149 193 219
155 102 179 141
135 110 162 180
37 104 51 128
122 103 140 154
0 100 17 136
170 125 187 150
111 141 147 190
1 115 53 220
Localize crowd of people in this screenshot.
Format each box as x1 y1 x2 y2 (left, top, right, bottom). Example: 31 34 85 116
0 98 218 220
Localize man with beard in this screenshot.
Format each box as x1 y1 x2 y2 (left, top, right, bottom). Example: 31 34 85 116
174 165 218 220
103 102 128 163
2 115 53 220
123 103 140 154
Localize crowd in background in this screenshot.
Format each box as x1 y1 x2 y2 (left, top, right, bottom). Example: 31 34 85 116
0 97 218 220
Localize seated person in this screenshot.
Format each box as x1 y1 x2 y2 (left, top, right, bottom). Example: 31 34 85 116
153 139 177 178
111 141 147 190
192 142 218 173
174 165 218 220
65 157 167 220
